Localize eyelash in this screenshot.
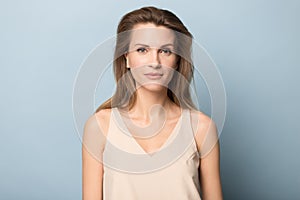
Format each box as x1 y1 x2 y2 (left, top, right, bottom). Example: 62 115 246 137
136 48 172 55
137 48 147 53
160 49 172 54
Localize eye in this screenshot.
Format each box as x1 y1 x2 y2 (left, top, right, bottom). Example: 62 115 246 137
160 48 172 55
137 47 147 53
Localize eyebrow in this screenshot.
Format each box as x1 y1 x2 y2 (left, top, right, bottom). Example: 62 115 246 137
134 43 174 48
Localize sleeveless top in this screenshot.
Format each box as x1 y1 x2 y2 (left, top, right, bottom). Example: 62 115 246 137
102 108 202 200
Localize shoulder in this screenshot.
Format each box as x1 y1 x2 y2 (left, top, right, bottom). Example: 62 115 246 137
82 109 112 152
189 109 218 155
91 108 112 136
190 109 217 134
84 109 111 133
82 109 112 158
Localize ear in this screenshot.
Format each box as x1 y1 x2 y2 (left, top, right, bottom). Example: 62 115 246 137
124 53 130 69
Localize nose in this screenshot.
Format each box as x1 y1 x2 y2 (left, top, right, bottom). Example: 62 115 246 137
149 48 161 69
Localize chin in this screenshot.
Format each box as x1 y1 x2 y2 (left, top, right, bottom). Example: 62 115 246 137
137 83 168 93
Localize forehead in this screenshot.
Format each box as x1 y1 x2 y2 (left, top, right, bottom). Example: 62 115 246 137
129 23 175 47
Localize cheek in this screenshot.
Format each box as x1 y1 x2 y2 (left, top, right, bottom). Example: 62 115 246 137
128 54 148 67
161 56 178 68
163 68 175 83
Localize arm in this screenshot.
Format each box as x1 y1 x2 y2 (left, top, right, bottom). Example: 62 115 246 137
193 113 223 200
82 113 107 200
199 139 223 200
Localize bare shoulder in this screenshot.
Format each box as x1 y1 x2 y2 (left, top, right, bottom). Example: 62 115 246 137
82 108 112 157
83 109 111 136
190 109 217 134
189 109 218 154
93 108 112 137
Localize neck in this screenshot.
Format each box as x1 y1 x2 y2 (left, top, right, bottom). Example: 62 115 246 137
130 87 173 122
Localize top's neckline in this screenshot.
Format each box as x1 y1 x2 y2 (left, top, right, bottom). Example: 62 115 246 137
112 107 186 156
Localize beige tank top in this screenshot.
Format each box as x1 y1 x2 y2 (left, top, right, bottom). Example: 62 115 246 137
102 108 202 200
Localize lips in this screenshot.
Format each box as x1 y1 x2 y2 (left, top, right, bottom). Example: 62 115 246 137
144 72 163 80
145 72 163 76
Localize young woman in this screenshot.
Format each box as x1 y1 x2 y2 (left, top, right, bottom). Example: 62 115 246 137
82 6 223 200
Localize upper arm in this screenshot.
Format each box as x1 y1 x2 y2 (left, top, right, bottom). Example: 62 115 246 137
191 111 223 200
82 111 108 200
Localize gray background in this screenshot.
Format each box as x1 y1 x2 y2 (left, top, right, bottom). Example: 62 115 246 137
1 0 299 199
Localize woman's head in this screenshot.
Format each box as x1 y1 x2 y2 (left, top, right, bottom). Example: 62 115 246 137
96 6 196 112
125 23 179 93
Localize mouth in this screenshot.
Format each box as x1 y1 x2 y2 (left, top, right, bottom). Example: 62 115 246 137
144 72 163 80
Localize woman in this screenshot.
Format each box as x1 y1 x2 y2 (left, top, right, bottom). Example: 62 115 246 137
82 6 223 200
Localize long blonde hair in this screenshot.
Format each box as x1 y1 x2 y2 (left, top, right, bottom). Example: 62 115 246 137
95 6 196 113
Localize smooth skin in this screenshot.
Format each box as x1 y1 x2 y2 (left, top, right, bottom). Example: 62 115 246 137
82 23 223 200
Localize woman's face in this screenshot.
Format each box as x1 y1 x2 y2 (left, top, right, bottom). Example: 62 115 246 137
125 23 178 92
